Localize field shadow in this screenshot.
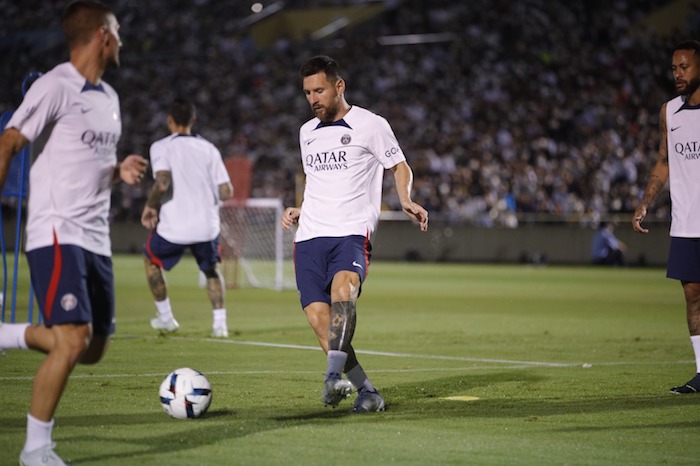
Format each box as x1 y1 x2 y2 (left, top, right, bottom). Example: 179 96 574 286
51 407 353 464
12 371 700 463
373 372 700 422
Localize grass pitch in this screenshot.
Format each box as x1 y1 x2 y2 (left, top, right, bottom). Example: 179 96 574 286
1 256 699 465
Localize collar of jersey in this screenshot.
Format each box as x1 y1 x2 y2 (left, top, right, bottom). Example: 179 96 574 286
81 80 105 93
315 118 352 130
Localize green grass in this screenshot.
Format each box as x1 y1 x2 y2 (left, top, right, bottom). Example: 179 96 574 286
1 256 699 465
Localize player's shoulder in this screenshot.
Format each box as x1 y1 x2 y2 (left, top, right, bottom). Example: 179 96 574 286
345 105 391 130
34 62 117 98
666 95 685 112
300 117 319 135
26 63 73 95
192 132 215 146
99 80 118 98
186 133 220 154
149 133 175 154
347 105 387 124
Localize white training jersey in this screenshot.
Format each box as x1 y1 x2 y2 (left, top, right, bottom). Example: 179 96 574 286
295 105 406 242
666 95 700 237
150 133 231 244
7 62 121 256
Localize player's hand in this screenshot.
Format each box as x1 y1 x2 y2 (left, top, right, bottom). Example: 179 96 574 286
119 154 148 185
141 205 159 230
632 205 648 233
280 207 300 231
402 201 428 232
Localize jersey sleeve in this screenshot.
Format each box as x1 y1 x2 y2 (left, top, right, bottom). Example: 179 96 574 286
210 145 231 186
6 75 67 143
366 115 406 169
149 139 170 178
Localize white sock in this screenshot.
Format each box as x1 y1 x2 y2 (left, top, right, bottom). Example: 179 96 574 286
23 414 53 453
0 322 30 350
326 350 348 376
346 364 376 392
213 308 227 328
154 298 173 321
691 335 700 373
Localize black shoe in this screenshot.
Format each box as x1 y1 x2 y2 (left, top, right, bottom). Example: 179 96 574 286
670 373 700 394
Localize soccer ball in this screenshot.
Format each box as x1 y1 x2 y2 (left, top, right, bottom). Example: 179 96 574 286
159 368 212 419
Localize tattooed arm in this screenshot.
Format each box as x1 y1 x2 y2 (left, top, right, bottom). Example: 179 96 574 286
633 104 670 234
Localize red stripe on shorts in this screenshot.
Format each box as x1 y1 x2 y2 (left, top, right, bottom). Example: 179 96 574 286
145 231 164 268
364 233 371 278
44 230 62 320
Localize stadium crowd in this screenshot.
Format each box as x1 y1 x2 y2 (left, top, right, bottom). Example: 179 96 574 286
1 0 698 227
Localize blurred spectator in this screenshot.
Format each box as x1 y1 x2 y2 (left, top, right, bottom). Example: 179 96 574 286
0 0 690 226
591 221 626 266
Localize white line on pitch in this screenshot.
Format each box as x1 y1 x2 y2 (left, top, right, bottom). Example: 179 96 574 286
0 365 538 382
167 337 583 368
0 360 693 382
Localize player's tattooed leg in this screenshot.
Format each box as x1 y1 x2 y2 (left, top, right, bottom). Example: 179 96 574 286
329 301 357 353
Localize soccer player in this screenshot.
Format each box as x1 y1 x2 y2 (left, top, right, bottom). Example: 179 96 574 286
280 55 428 412
632 40 700 394
0 2 147 465
141 98 233 338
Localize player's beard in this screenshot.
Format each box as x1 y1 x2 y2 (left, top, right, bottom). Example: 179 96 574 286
314 97 339 123
108 51 121 69
677 76 699 96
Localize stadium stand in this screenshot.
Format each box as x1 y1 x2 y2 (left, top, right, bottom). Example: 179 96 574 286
0 0 695 227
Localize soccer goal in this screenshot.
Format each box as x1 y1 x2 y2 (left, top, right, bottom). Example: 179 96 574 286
219 198 295 290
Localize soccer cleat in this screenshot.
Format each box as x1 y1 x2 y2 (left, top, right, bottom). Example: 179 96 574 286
211 325 229 338
20 443 67 466
670 373 700 394
322 372 354 407
150 316 179 334
351 387 386 413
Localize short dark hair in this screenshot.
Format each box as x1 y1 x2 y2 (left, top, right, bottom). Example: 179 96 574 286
673 40 700 57
299 55 343 83
61 1 112 48
168 98 196 127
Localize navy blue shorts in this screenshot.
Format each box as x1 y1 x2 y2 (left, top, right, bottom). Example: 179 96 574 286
667 237 700 282
144 231 221 272
294 235 372 308
26 244 115 335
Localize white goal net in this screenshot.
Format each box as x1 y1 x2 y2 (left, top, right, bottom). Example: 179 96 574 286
219 198 295 290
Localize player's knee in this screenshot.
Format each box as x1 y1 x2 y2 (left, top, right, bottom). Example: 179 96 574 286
304 305 329 331
331 274 360 302
683 283 700 309
79 335 109 365
143 254 158 269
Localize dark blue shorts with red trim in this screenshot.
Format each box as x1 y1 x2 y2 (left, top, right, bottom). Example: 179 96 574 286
294 235 372 308
143 231 220 272
26 243 115 335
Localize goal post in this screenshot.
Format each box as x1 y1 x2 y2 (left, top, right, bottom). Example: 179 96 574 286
219 198 295 291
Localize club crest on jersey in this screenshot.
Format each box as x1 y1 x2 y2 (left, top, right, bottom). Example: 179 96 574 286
60 293 78 311
341 134 351 145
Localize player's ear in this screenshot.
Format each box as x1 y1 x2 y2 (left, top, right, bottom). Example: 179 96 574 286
336 78 345 94
100 25 109 45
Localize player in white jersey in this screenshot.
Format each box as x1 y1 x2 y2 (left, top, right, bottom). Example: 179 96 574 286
0 2 147 465
633 40 700 394
141 98 233 338
281 55 428 412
